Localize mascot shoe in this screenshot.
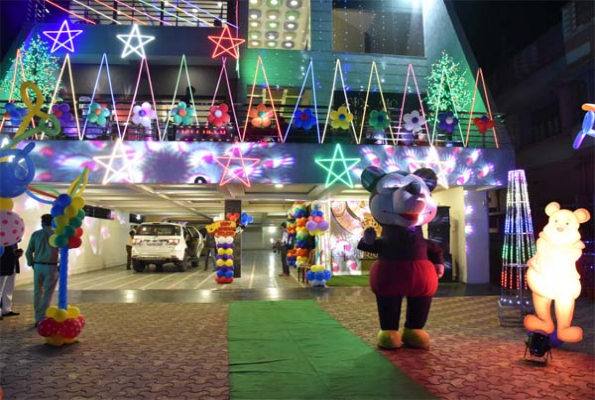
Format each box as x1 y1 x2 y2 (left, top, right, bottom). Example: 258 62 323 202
402 327 430 350
377 330 403 349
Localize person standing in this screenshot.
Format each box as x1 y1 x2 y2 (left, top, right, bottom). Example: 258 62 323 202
0 243 23 320
26 214 59 326
126 230 135 270
203 232 217 271
278 223 290 277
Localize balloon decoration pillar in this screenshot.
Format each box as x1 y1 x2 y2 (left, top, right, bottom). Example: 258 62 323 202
37 169 89 346
498 170 536 326
286 209 297 269
293 202 311 269
305 202 331 287
207 215 239 284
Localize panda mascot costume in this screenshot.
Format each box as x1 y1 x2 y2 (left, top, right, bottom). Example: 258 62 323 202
358 166 444 350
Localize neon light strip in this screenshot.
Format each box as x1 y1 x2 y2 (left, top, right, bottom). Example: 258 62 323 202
178 0 237 28
395 64 432 146
82 53 121 138
92 0 146 25
336 61 358 144
122 57 161 140
430 68 446 144
162 55 198 140
284 59 321 143
321 59 339 144
135 0 206 26
72 0 120 24
465 68 499 148
112 0 172 26
46 54 83 140
220 58 241 138
357 61 395 144
44 0 97 25
241 56 283 142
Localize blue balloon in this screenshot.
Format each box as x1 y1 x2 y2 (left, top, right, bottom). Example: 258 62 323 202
315 271 324 281
217 270 225 277
0 247 4 257
5 103 16 112
324 270 332 280
51 220 57 228
306 271 315 280
51 205 64 217
56 194 72 207
0 142 36 198
225 270 233 278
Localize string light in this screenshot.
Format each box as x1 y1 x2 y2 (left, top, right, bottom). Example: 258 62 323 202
135 0 208 26
112 0 173 26
72 0 120 24
92 0 146 25
44 0 97 25
178 0 237 28
284 59 321 143
466 68 499 148
0 49 29 132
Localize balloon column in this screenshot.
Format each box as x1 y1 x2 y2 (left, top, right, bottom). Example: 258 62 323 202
293 202 311 267
285 209 297 269
36 169 89 346
305 202 331 286
207 214 239 284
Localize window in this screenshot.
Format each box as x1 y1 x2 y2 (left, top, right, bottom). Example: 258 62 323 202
247 0 310 51
332 0 424 56
136 224 181 236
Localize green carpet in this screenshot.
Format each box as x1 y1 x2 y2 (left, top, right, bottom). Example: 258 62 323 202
228 301 436 400
326 275 370 287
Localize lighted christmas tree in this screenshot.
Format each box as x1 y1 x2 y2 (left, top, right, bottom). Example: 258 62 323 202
425 51 471 113
498 169 536 326
0 34 62 103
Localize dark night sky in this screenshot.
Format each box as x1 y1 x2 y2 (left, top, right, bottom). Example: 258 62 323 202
451 0 569 72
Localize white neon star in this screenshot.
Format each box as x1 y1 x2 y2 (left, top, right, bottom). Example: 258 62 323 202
42 20 83 53
117 24 155 59
93 140 141 184
411 146 455 189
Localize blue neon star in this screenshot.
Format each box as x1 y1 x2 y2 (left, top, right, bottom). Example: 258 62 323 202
42 20 83 53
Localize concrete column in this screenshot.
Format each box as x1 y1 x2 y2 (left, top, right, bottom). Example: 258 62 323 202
464 190 490 284
225 200 242 278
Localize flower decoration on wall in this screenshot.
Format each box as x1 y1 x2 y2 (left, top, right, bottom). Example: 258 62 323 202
294 108 316 130
403 110 426 133
51 104 74 127
208 103 231 127
330 106 353 130
132 102 157 129
249 104 273 128
4 103 26 125
86 103 110 127
473 115 495 134
369 110 391 132
170 101 196 126
438 111 459 133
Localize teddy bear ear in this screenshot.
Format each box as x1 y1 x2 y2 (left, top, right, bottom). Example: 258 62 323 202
574 208 591 224
413 168 438 192
545 202 560 216
361 166 385 193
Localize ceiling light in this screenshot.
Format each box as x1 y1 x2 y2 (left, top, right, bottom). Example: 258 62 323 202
266 41 277 47
266 10 280 20
286 11 300 21
284 33 294 40
249 10 261 19
250 31 261 39
251 40 262 47
250 21 261 28
274 184 284 188
284 22 297 30
282 41 294 49
287 0 301 8
249 0 262 5
266 21 279 29
266 31 279 40
267 0 280 7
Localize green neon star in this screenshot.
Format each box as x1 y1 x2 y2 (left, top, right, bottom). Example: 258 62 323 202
315 144 361 187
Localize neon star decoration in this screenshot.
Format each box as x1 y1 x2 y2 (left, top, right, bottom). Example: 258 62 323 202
117 24 155 58
208 24 245 59
93 139 140 184
42 20 83 53
215 143 260 187
411 146 454 189
315 144 360 188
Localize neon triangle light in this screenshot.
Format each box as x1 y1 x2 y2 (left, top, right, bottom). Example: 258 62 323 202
46 54 82 140
242 56 283 142
358 61 395 144
465 68 499 148
162 54 199 140
284 58 321 143
0 49 32 132
82 53 121 138
122 57 161 140
209 57 240 135
395 64 432 146
430 67 465 145
321 59 358 144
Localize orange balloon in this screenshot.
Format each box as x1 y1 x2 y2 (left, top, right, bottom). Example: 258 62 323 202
582 103 595 112
94 109 101 115
179 109 187 117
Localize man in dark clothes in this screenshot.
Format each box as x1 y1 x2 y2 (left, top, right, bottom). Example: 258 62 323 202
0 243 24 320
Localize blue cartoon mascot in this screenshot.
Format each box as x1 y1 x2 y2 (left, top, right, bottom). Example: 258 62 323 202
357 167 444 350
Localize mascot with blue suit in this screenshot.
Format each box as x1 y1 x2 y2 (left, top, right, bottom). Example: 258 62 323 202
358 167 444 350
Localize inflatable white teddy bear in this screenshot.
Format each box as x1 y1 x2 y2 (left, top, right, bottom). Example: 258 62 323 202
524 202 591 343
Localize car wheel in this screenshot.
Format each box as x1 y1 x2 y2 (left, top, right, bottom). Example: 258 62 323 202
133 260 146 272
176 253 189 272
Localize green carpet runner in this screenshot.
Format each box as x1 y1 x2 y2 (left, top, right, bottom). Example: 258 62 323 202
228 300 436 400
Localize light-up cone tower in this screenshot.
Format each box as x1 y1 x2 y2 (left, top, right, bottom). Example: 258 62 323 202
498 169 536 326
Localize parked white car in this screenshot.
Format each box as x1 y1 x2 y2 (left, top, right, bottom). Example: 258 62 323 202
131 223 203 272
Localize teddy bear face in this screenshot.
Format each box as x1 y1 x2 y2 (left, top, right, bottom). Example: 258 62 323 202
543 209 582 245
369 171 437 228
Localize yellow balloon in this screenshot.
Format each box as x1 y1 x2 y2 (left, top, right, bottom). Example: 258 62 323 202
45 305 58 318
0 198 14 211
226 249 233 255
64 205 77 218
67 305 80 319
216 259 224 266
217 248 225 255
55 227 64 235
55 215 68 227
225 260 233 267
54 308 69 323
63 338 77 344
71 196 85 209
49 235 58 247
46 335 65 347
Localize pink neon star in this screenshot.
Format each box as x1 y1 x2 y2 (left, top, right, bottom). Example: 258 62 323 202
208 25 245 59
215 143 260 187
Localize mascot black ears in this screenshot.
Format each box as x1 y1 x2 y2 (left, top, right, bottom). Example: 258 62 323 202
357 166 443 351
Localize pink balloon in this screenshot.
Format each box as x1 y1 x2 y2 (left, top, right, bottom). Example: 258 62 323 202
0 210 25 247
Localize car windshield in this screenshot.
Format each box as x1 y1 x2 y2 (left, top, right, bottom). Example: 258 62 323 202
136 225 181 236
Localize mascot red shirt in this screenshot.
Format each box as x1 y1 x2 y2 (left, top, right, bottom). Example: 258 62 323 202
358 167 444 350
